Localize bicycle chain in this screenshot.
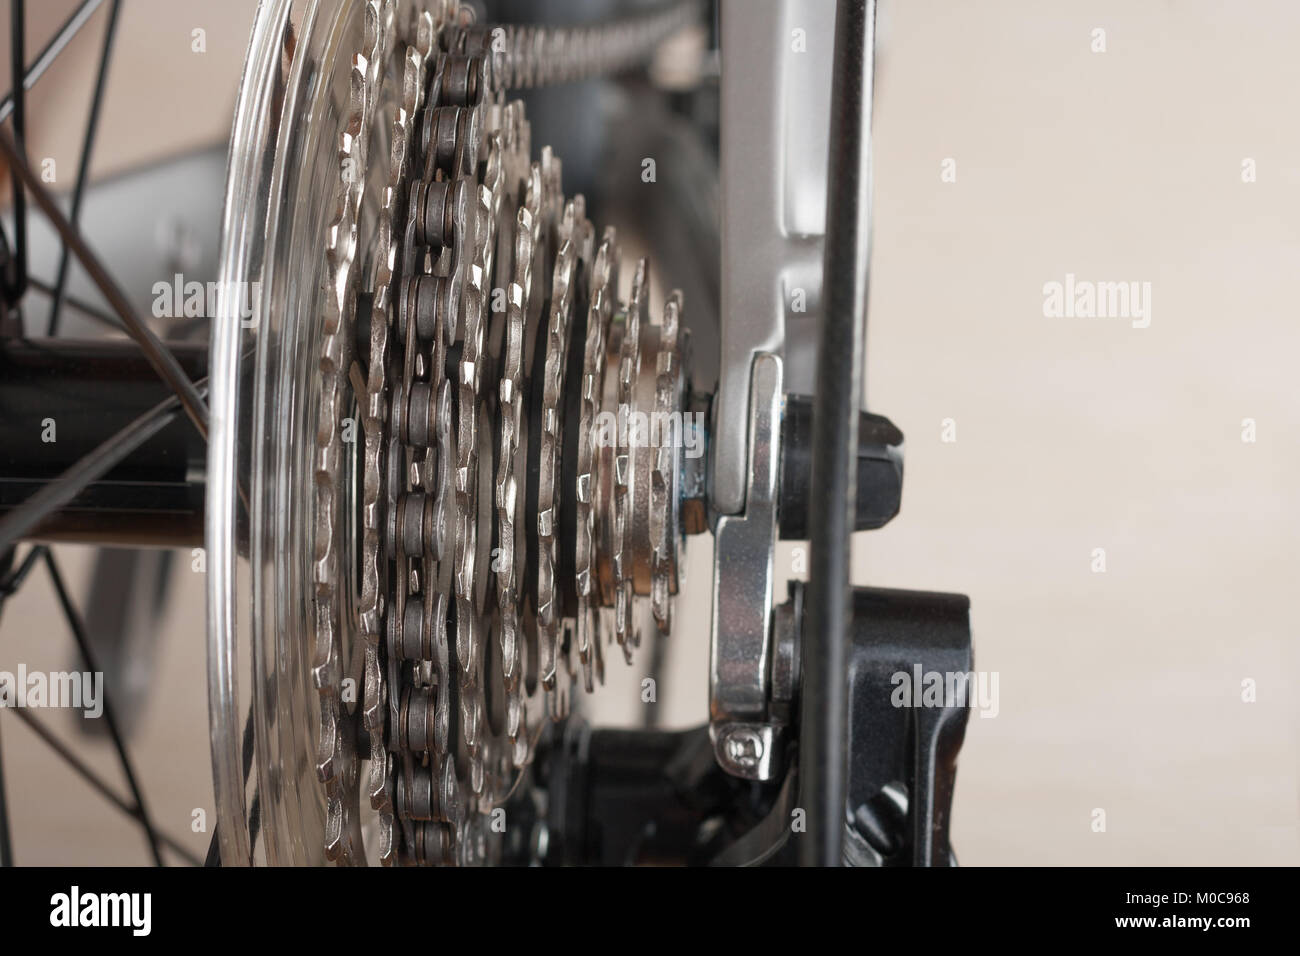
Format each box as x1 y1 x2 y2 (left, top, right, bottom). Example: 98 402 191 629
317 0 698 866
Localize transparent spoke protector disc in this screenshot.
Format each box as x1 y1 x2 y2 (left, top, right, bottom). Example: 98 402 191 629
209 0 398 865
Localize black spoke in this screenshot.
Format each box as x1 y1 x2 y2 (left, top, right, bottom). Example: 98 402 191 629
0 545 26 868
47 0 121 337
0 379 208 555
242 698 262 860
0 130 210 440
0 718 13 866
0 546 12 599
41 549 164 866
206 695 262 866
204 825 221 867
0 547 13 866
7 0 28 302
0 0 105 126
6 706 200 866
26 275 122 331
0 543 42 597
0 0 216 870
2 545 203 866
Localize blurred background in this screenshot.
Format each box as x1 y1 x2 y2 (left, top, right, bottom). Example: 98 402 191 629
0 0 1295 865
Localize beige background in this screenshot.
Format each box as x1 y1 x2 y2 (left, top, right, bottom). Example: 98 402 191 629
1 0 1297 865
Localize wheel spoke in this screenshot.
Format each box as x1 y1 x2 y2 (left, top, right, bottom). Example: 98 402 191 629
205 696 262 866
41 548 165 866
0 0 219 871
0 546 14 867
0 0 106 126
0 543 43 597
26 276 122 331
7 0 28 302
6 706 200 866
0 130 210 440
0 718 13 866
47 0 122 337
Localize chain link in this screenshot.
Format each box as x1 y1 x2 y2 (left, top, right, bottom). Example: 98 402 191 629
317 0 699 866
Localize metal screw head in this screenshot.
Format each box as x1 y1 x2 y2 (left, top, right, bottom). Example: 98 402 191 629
722 727 764 769
712 723 780 781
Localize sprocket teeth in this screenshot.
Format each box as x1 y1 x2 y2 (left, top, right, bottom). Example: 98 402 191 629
651 289 684 636
575 227 618 691
612 259 649 658
310 2 697 867
311 0 393 868
538 197 593 709
495 153 559 762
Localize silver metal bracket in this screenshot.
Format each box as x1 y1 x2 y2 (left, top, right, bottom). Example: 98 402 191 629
709 352 782 779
